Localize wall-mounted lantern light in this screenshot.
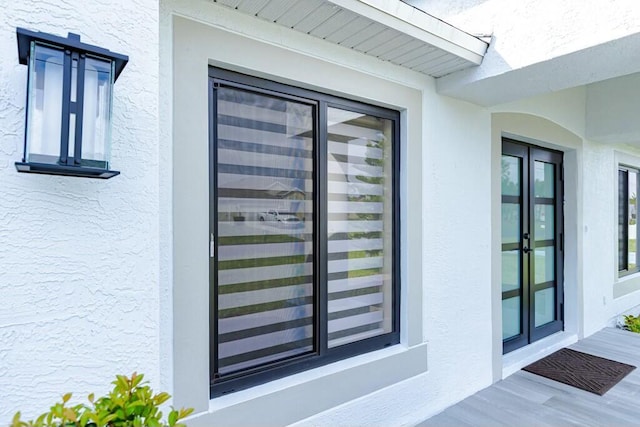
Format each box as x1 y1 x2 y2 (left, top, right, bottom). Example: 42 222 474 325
15 28 128 179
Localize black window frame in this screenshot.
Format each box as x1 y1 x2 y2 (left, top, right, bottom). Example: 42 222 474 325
208 67 401 397
619 165 640 276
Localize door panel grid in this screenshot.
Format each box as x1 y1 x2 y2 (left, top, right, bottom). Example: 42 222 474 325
501 139 563 354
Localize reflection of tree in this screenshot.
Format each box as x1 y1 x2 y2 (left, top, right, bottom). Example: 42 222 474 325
351 131 385 263
501 158 519 195
533 163 552 197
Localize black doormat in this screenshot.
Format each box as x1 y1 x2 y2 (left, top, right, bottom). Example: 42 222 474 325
522 348 636 395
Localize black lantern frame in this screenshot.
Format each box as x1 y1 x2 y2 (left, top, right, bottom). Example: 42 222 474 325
15 28 128 179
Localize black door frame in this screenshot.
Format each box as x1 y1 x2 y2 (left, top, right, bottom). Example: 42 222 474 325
502 138 564 354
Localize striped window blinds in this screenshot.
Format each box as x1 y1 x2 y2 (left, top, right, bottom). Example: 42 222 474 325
618 167 639 274
210 70 398 394
326 108 393 347
216 87 315 375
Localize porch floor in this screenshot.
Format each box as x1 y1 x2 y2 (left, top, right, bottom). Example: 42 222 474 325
417 327 640 427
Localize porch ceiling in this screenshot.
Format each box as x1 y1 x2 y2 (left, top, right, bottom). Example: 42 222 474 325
212 0 488 77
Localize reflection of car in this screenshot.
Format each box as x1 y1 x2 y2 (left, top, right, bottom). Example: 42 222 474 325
259 210 300 223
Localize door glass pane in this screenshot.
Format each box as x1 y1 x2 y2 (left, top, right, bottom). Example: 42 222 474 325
502 204 520 244
534 288 555 327
502 251 520 292
326 107 393 348
216 87 314 374
534 161 555 198
534 246 555 284
534 204 554 241
501 156 520 196
503 297 521 340
628 170 637 271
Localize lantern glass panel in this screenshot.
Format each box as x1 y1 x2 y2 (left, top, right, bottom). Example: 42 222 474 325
26 43 64 164
81 56 114 168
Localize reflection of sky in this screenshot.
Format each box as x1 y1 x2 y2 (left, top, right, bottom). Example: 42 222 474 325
534 161 554 198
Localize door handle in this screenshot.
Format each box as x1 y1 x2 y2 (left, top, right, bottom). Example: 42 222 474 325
523 246 533 254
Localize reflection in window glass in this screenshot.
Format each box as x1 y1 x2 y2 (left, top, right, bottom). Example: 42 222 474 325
534 161 554 198
534 288 555 327
327 107 393 348
534 204 554 241
502 297 521 340
501 204 520 244
216 87 314 374
619 167 639 274
628 170 637 272
534 246 555 284
501 251 520 292
501 156 520 197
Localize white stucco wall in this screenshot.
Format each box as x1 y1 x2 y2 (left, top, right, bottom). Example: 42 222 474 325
415 0 640 66
0 0 161 421
5 0 640 426
586 72 640 144
424 0 640 106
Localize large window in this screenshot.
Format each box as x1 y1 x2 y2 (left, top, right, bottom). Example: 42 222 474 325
209 68 400 396
619 166 640 275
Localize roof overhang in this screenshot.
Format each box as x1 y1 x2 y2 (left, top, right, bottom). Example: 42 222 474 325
213 0 488 77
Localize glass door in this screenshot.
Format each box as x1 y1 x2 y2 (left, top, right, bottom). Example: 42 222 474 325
501 139 563 354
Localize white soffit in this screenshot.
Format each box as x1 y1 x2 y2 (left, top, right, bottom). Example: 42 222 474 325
212 0 488 77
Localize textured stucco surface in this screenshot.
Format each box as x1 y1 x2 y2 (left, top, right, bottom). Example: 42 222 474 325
424 0 640 106
6 0 640 426
0 0 160 420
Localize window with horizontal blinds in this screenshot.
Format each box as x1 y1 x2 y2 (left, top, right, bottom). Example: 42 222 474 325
619 169 629 271
215 87 315 375
327 108 394 347
210 68 399 396
619 166 639 275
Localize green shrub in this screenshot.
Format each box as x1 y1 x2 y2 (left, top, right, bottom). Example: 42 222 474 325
11 372 193 427
624 314 640 333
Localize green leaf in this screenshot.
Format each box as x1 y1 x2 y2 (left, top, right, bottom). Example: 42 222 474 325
116 375 130 392
63 407 78 422
11 412 22 427
168 411 178 427
154 392 170 405
35 413 47 425
102 413 118 424
131 373 145 389
179 408 194 418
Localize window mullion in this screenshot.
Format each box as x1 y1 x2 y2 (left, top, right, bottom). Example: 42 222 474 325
209 80 219 382
317 101 329 356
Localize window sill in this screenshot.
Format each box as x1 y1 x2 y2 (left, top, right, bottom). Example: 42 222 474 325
614 272 640 298
187 343 428 426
